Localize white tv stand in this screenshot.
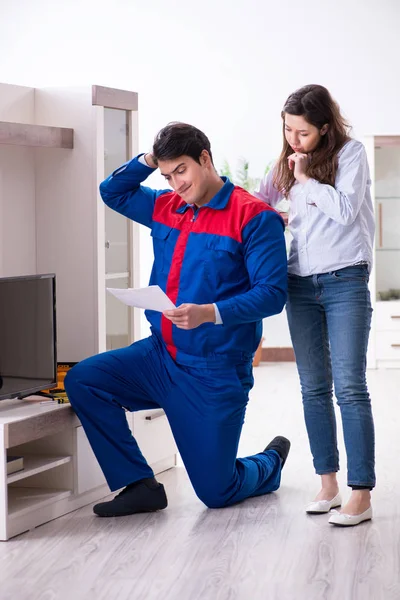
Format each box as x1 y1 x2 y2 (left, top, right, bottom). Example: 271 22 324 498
0 398 176 540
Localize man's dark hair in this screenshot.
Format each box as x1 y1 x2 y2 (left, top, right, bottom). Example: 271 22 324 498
152 122 213 165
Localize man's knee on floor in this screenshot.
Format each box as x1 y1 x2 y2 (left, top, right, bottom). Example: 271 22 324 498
194 484 232 509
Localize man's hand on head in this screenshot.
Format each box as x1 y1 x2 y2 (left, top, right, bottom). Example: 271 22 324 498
163 304 216 330
144 153 157 169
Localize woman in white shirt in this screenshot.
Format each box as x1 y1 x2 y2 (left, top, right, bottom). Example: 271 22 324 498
255 84 375 526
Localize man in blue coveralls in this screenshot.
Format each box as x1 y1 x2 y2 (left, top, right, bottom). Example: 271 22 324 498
65 122 290 517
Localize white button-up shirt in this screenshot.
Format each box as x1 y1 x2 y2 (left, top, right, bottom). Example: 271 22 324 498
254 139 375 276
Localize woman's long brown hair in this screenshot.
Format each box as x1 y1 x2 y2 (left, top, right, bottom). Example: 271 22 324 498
273 84 351 196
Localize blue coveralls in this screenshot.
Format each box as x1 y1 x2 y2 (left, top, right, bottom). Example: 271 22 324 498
65 156 288 508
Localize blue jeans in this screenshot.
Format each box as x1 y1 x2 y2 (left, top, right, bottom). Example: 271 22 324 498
286 265 375 488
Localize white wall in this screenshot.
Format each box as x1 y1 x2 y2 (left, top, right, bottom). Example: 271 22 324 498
0 84 36 277
2 1 399 168
1 0 400 344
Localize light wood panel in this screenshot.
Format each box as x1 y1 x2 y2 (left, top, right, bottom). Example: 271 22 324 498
0 121 73 148
374 136 400 148
92 86 138 111
6 407 76 448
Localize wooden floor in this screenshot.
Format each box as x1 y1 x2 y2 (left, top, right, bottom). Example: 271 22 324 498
0 364 399 600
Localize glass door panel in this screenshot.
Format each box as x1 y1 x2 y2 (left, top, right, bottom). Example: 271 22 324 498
104 108 130 276
105 276 130 351
104 108 132 349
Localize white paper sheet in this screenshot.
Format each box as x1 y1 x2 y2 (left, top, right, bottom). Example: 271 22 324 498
106 285 176 312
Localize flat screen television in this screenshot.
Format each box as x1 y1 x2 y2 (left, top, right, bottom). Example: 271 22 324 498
0 274 57 401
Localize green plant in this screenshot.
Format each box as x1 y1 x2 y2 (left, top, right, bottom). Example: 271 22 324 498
220 159 233 181
220 158 290 234
220 158 274 194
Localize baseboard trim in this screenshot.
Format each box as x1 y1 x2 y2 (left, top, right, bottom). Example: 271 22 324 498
261 347 295 362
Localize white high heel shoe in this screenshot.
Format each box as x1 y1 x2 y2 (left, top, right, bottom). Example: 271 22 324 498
306 492 342 514
328 506 372 526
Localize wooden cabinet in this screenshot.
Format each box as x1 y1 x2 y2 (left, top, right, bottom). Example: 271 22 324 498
33 85 141 361
0 399 176 540
0 83 177 538
365 135 400 368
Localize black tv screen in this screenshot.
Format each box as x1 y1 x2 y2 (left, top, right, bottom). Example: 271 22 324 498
0 274 57 400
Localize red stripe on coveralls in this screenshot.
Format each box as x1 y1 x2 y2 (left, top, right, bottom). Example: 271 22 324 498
153 188 278 242
161 227 191 359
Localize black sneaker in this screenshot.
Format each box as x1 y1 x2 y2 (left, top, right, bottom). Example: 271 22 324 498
93 478 168 517
264 436 291 467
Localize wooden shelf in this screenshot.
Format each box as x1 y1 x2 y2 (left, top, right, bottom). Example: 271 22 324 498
2 403 76 449
375 136 400 148
92 85 138 111
0 121 73 149
105 272 129 280
7 455 72 484
8 488 72 518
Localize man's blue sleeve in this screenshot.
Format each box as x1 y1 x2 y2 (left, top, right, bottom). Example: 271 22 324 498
215 211 287 325
99 155 170 228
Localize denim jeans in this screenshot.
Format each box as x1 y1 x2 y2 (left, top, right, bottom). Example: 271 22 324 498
286 265 375 488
